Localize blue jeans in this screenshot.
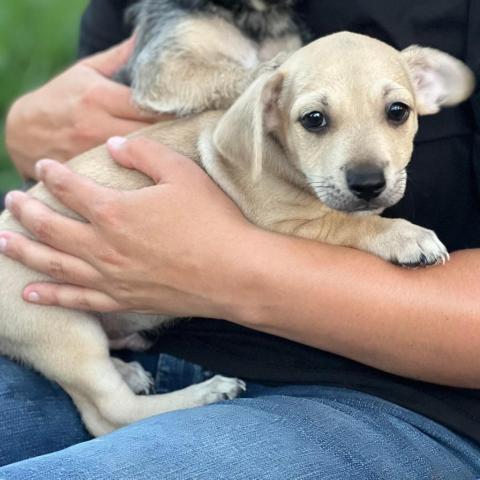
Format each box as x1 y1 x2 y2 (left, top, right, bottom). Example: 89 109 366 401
0 354 479 479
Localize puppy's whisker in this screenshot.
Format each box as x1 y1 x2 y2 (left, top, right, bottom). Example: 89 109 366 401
310 183 331 188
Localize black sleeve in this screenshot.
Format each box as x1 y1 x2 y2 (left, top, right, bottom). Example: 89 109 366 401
78 0 135 58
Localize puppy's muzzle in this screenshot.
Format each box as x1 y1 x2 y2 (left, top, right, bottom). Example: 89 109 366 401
346 164 386 201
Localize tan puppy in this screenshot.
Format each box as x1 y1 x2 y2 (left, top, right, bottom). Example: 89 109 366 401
0 33 474 436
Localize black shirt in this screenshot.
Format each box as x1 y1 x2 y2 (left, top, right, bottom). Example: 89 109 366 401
79 0 480 445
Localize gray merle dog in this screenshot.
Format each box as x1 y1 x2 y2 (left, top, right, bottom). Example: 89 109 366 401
118 0 303 115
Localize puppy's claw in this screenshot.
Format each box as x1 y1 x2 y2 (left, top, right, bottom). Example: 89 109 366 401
373 220 449 268
194 375 246 405
238 380 247 392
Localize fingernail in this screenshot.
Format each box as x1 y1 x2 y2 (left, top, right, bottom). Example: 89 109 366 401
0 237 7 253
108 136 127 150
4 193 13 210
27 291 40 303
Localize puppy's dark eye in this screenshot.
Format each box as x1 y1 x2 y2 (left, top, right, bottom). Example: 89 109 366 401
387 102 410 125
300 111 328 132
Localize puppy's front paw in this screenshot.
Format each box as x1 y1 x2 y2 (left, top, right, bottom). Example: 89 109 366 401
372 220 449 267
194 375 247 405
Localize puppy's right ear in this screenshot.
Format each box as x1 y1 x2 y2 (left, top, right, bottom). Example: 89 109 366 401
401 46 476 115
213 72 284 181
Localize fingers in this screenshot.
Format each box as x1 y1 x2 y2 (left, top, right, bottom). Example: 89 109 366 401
99 82 161 123
4 190 96 257
82 37 136 78
107 136 194 184
0 231 101 287
34 159 120 223
23 283 122 313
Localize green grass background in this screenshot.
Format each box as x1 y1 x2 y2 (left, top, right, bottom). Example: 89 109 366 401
0 0 88 191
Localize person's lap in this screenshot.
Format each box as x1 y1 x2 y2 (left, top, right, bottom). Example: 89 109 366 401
0 355 479 480
0 355 91 466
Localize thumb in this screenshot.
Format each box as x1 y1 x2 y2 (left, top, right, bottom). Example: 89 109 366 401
81 36 136 78
106 136 193 184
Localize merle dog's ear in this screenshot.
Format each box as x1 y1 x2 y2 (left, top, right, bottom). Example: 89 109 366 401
213 71 284 180
401 46 475 115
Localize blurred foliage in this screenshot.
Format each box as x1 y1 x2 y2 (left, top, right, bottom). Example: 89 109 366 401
0 0 88 190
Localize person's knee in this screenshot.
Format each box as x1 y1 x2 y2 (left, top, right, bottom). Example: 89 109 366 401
0 393 477 479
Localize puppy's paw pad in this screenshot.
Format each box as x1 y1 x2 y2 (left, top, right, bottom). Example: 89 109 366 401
197 375 246 404
113 359 154 395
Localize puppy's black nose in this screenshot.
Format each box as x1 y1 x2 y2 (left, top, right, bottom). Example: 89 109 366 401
346 164 386 201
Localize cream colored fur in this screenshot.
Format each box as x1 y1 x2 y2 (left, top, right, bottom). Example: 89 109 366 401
133 15 301 114
0 33 474 436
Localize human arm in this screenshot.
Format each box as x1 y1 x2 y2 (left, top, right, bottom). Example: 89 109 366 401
1 137 479 389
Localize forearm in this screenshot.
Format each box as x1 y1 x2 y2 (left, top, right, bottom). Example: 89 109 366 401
229 228 480 388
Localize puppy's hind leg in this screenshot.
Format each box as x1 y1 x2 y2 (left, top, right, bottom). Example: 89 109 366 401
23 309 245 436
67 354 246 437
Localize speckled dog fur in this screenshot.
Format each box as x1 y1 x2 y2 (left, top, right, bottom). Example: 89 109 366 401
119 0 303 114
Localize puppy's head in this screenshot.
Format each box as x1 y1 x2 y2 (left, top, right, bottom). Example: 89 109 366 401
215 32 475 213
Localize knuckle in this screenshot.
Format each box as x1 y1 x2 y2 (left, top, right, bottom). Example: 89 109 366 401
72 96 105 146
32 216 52 242
48 260 66 280
81 82 105 107
44 172 68 196
96 248 121 267
4 235 21 260
113 280 133 303
92 199 120 225
75 294 92 310
71 118 97 146
115 277 131 293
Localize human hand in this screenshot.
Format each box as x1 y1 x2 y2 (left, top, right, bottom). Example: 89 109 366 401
5 38 170 179
0 137 258 319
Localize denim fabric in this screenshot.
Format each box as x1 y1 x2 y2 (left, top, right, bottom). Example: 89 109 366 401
0 357 90 466
0 354 479 479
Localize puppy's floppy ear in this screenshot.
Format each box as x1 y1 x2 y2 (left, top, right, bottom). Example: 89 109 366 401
213 72 284 180
401 46 475 115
